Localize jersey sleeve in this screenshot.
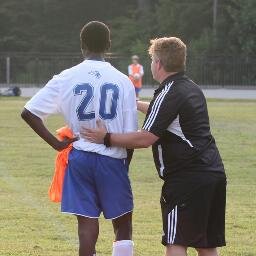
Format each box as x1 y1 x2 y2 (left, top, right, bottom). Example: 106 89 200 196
142 83 184 137
24 75 62 120
128 65 132 76
122 78 138 133
140 65 144 76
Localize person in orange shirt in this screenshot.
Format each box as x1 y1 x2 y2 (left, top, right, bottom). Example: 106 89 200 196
128 55 144 99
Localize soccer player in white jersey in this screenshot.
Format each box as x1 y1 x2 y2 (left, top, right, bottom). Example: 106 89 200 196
21 21 138 256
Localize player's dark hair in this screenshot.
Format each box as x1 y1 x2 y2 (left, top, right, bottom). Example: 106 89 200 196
80 21 111 54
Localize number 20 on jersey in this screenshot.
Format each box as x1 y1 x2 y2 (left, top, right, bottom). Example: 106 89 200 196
73 83 119 121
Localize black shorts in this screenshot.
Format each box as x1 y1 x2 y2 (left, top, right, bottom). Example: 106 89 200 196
161 172 226 248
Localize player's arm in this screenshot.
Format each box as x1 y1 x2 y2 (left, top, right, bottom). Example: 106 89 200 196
21 74 77 151
21 109 77 151
128 65 133 77
139 65 144 77
137 100 150 114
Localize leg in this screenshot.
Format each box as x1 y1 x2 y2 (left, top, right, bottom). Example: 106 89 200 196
77 216 99 256
112 212 132 241
61 150 101 255
196 248 218 256
166 245 187 256
111 212 133 256
95 156 134 255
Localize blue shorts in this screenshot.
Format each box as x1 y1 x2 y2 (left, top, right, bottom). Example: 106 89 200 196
135 87 141 94
61 148 133 219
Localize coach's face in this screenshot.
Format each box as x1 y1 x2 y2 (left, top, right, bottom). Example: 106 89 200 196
151 54 161 82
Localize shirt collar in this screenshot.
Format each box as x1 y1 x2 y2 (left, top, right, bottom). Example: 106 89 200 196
154 71 185 95
82 59 111 67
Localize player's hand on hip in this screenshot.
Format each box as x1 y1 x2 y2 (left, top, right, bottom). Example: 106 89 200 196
53 137 78 151
80 119 107 144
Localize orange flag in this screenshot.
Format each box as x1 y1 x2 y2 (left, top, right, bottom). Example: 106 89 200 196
48 126 74 203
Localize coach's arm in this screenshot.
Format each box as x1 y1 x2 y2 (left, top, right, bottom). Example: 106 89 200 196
81 120 158 149
21 108 77 151
137 100 150 114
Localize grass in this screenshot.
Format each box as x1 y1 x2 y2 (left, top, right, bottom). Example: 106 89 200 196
0 97 256 256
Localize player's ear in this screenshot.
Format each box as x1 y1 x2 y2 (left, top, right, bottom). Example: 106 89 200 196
80 41 86 56
106 39 111 51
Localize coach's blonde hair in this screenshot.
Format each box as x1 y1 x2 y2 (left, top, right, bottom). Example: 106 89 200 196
148 37 187 72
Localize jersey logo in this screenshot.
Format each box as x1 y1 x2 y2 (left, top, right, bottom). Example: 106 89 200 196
88 70 101 79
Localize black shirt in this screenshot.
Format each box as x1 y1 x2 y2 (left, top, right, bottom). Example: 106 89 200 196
142 72 224 180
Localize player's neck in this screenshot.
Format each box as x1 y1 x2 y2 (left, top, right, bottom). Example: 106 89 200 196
84 52 105 61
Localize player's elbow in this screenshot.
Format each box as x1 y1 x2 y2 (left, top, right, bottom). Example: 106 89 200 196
21 108 29 120
21 108 34 122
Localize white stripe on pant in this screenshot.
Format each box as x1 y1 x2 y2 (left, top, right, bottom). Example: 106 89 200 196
167 205 178 244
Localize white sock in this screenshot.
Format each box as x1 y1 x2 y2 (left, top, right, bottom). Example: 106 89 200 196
112 240 134 256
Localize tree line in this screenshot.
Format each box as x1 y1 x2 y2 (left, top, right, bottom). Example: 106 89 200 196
0 0 255 85
0 0 255 57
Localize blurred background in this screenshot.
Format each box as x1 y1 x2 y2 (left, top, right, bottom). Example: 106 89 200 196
0 0 255 88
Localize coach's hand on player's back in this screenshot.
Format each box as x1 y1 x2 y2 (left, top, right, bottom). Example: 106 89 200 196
53 136 79 151
80 119 107 144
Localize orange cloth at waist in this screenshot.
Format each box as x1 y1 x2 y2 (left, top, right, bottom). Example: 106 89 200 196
48 126 74 203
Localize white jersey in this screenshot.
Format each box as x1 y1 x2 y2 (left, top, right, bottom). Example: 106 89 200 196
25 59 138 159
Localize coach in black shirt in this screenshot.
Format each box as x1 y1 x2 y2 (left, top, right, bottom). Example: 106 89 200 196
83 37 226 256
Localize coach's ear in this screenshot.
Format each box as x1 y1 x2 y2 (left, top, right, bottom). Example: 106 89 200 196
158 59 164 72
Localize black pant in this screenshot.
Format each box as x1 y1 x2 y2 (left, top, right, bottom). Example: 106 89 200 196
161 171 226 248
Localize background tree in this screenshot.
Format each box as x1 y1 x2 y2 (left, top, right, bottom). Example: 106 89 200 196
0 0 255 85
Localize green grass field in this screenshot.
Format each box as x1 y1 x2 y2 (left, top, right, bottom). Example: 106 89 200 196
0 97 256 256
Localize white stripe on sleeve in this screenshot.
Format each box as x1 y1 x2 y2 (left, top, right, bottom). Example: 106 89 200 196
143 82 173 131
143 86 168 130
158 145 165 177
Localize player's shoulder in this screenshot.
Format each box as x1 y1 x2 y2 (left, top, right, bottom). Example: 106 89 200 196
109 68 134 93
63 61 89 74
53 61 84 81
109 65 131 82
